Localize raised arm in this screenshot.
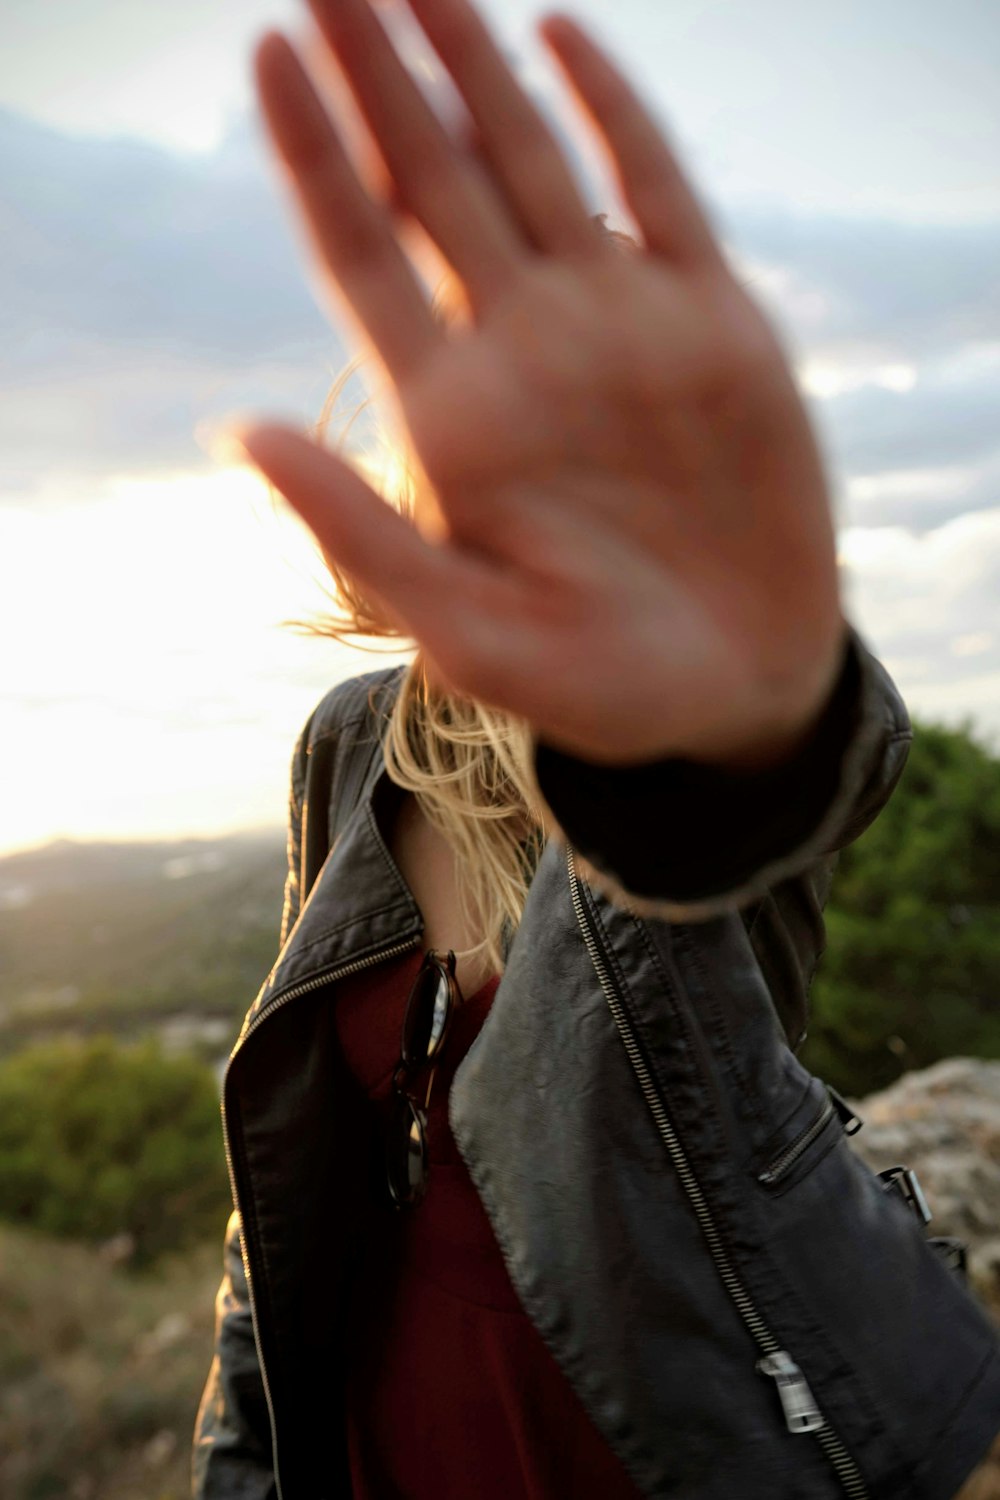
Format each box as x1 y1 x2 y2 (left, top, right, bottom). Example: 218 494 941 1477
231 0 852 811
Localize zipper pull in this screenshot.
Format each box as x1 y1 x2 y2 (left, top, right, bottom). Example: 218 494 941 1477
756 1350 826 1434
826 1084 863 1135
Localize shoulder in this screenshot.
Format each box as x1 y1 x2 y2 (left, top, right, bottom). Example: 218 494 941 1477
290 661 408 800
302 661 408 749
285 661 408 812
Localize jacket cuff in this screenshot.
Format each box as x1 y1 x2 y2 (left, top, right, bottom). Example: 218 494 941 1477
530 625 911 918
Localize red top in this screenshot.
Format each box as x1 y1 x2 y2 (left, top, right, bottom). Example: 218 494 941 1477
336 944 641 1499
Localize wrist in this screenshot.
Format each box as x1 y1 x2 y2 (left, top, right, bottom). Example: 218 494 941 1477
531 625 866 909
652 620 851 776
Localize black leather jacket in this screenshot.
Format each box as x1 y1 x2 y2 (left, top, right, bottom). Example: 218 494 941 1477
192 627 1000 1499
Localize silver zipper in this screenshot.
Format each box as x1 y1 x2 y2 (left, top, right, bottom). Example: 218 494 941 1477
758 1097 836 1186
757 1350 824 1432
220 933 422 1497
566 846 869 1500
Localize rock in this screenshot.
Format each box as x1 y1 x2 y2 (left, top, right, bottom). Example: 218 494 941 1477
96 1230 136 1267
137 1310 191 1359
846 1057 1000 1321
142 1428 178 1467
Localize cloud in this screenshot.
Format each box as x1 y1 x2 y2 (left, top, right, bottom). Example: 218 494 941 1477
0 107 367 484
3 101 1000 546
838 453 1000 534
817 359 1000 497
0 0 292 153
725 208 1000 532
0 342 361 497
729 207 1000 361
839 506 1000 747
0 108 329 362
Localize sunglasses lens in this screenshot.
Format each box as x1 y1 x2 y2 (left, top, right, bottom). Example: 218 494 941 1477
389 953 458 1209
387 1094 427 1207
401 960 452 1069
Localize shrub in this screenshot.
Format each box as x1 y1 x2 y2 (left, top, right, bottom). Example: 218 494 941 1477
0 1036 230 1264
803 717 1000 1095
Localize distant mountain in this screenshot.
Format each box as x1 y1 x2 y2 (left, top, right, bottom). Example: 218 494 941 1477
0 829 285 898
0 831 288 1060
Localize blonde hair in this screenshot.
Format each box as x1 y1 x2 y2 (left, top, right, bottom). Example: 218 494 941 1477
289 215 636 979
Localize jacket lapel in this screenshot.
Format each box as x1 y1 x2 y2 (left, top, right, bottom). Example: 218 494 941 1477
238 698 423 1043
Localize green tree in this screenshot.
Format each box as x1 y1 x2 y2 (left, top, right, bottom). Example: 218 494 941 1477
0 1036 229 1265
802 717 1000 1096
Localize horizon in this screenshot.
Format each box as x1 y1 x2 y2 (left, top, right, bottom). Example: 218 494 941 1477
3 695 998 866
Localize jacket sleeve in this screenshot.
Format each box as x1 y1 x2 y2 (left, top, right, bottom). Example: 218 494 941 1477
191 1209 277 1499
192 725 313 1498
529 623 913 921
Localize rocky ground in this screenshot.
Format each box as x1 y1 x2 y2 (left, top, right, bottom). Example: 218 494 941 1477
847 1056 1000 1323
848 1057 1000 1499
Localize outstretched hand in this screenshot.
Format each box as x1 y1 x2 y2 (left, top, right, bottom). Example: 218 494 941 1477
238 0 847 770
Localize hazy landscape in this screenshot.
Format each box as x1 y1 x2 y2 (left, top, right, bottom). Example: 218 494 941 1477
0 829 287 1069
0 830 288 1496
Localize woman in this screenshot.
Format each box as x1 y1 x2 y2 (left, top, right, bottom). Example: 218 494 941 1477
192 1 1000 1495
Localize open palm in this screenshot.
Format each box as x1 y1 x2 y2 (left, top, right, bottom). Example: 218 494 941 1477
240 0 847 769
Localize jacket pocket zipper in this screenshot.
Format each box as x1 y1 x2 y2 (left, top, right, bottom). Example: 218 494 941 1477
566 846 869 1500
758 1095 836 1186
220 934 422 1498
759 1082 862 1187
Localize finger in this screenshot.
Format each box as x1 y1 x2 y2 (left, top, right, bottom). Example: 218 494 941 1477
306 0 523 305
538 14 726 272
235 422 511 690
402 0 601 259
254 32 441 384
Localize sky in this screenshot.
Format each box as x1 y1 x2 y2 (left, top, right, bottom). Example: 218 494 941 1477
1 0 998 855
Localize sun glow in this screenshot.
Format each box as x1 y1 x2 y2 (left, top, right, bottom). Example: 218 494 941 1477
0 463 408 856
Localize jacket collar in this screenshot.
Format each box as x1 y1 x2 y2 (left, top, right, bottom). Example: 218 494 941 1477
253 723 424 1020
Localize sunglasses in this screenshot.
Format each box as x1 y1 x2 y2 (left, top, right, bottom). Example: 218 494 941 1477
386 948 461 1209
